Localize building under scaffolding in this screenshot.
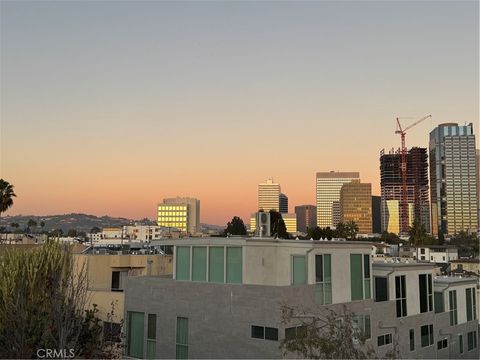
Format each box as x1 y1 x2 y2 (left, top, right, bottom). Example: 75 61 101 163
380 147 430 235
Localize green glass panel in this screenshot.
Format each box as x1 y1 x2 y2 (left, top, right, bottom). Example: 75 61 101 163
292 255 306 285
209 247 224 283
192 247 207 282
176 345 188 359
127 311 144 358
226 247 242 284
176 247 190 281
176 317 188 344
434 292 444 313
146 340 156 359
325 283 332 304
350 254 363 300
364 279 371 299
315 283 324 304
147 313 156 339
324 254 331 282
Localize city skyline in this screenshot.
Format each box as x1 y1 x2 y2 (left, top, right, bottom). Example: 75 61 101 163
1 1 478 225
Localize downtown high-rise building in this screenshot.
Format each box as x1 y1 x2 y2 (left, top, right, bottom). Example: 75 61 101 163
279 193 288 213
340 180 372 234
258 178 281 212
316 171 360 228
380 147 430 235
294 205 317 233
429 123 478 235
157 197 201 234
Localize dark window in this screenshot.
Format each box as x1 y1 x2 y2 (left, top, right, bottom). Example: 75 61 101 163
285 327 296 340
315 255 323 282
395 275 407 317
377 334 392 346
421 324 434 347
467 331 477 351
363 254 370 278
374 277 388 302
421 248 425 254
434 292 444 313
459 334 463 354
147 314 156 340
251 326 264 339
265 327 278 341
437 339 448 350
111 271 120 290
419 274 432 313
409 329 415 351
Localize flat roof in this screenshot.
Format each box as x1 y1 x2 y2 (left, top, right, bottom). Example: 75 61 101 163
450 259 479 264
433 276 478 285
373 261 435 271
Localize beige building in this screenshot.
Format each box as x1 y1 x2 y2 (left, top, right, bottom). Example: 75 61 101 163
450 259 479 276
316 171 360 228
282 213 297 233
74 250 173 325
340 180 372 234
157 197 200 234
258 178 281 212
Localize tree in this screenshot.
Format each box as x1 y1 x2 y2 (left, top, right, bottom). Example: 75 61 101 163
67 229 78 238
0 179 16 217
269 210 288 239
0 240 121 358
408 220 435 246
450 231 479 257
380 231 400 244
307 227 333 240
224 216 247 236
90 226 101 234
280 304 378 359
27 219 37 231
40 221 46 233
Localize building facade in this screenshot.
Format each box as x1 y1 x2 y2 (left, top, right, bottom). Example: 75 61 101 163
124 237 479 359
295 205 317 233
279 193 288 213
258 178 281 212
430 123 478 235
340 180 372 234
380 147 430 235
281 213 297 233
157 197 201 234
372 196 382 234
316 171 360 228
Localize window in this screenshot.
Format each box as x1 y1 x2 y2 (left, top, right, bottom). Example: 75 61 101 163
191 247 206 281
209 247 224 283
421 248 425 254
176 317 188 359
459 334 463 354
352 315 371 342
421 324 434 347
226 247 242 284
374 277 388 302
127 311 144 358
147 314 156 359
466 287 477 321
434 292 444 313
419 274 433 313
251 325 278 341
395 275 407 317
409 329 415 351
111 271 127 291
350 254 370 300
377 334 392 346
292 255 307 285
437 339 448 350
285 326 307 340
315 254 332 305
176 247 190 281
449 290 458 326
467 331 477 351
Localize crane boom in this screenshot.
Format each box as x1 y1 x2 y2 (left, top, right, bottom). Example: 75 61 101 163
403 114 432 132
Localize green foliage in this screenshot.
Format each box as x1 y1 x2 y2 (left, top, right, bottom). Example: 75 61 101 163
450 231 479 257
335 221 359 240
27 219 37 228
380 231 400 244
0 240 105 358
408 221 436 246
224 216 247 236
269 210 289 239
0 179 16 215
307 227 334 240
280 304 377 359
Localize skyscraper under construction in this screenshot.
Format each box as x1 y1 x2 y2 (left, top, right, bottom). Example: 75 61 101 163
380 147 430 235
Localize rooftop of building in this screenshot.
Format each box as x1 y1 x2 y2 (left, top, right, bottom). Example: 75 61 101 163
417 244 458 249
372 260 435 271
433 275 478 285
450 258 479 264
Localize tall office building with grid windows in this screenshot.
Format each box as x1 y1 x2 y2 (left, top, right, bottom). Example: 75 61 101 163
258 178 281 212
316 171 360 228
430 123 478 235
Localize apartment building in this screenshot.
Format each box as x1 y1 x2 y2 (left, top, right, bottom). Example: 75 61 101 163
123 237 479 359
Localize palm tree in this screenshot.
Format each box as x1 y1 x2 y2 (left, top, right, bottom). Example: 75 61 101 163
0 179 16 216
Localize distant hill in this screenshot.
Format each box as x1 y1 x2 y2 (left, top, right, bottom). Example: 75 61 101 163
0 213 223 233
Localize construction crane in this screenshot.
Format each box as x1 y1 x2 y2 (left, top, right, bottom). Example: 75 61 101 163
395 114 432 235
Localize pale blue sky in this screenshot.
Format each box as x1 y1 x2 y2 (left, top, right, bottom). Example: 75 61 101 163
1 0 478 223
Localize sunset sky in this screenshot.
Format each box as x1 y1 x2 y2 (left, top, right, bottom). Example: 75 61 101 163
1 0 478 225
